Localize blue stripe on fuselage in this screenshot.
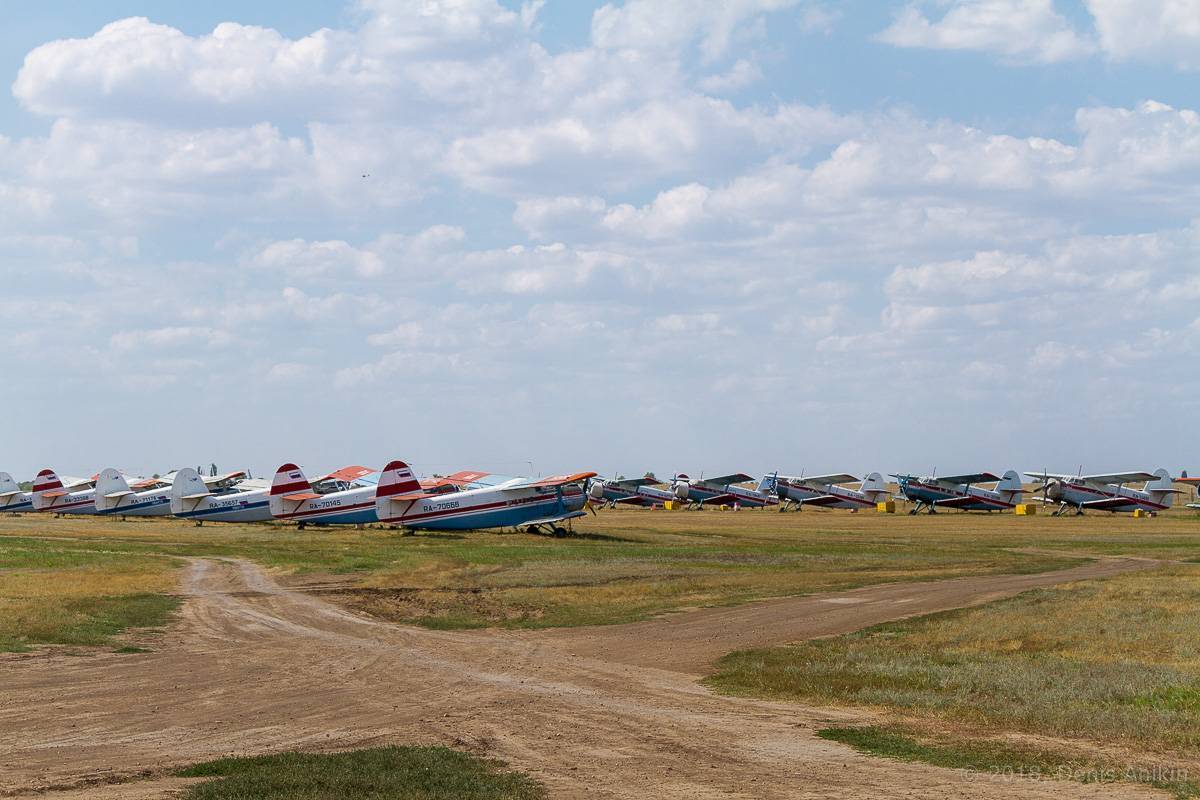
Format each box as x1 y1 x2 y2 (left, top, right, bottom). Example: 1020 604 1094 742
176 500 270 518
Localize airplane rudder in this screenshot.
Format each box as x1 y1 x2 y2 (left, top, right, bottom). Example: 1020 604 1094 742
271 463 310 496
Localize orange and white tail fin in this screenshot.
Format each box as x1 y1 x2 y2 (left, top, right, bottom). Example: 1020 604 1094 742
377 460 422 499
31 468 67 510
32 468 63 494
271 463 312 496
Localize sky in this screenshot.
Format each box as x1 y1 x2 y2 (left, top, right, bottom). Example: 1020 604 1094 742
2 0 1199 481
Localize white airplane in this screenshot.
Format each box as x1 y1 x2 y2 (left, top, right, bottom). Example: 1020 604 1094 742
0 472 33 512
374 460 596 535
587 475 675 507
1025 469 1178 516
93 468 175 517
767 472 889 511
170 467 272 523
671 473 780 508
269 463 380 527
31 469 98 514
892 471 1024 514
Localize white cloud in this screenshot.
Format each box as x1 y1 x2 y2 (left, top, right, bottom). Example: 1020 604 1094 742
878 0 1095 64
250 239 385 279
591 0 799 61
4 1 1200 476
697 58 763 93
110 326 232 351
1086 0 1200 69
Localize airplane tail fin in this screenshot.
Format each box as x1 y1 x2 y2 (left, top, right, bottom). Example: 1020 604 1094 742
861 472 887 502
271 463 311 496
756 473 778 494
377 460 422 499
997 469 1023 499
31 469 64 509
94 468 133 512
0 472 20 497
170 467 210 514
1147 468 1178 506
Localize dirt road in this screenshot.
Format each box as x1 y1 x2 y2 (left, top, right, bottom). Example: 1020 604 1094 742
0 556 1161 799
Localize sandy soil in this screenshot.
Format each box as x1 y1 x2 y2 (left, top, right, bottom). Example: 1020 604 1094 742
0 556 1162 799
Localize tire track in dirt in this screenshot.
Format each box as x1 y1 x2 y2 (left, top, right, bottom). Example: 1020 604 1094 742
0 556 1161 799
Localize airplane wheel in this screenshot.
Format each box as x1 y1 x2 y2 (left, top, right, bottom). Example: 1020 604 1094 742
552 526 568 538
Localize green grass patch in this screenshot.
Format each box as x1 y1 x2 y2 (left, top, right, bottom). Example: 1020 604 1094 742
0 593 180 651
176 746 543 800
709 563 1200 778
819 726 1200 798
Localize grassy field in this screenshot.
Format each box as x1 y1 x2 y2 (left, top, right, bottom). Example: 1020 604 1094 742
708 563 1200 796
177 746 543 799
0 537 180 651
1 506 1199 646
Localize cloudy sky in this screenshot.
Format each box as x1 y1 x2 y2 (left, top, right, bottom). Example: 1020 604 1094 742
2 0 1198 481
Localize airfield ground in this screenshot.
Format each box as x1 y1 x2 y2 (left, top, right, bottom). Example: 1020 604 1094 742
1 508 1199 798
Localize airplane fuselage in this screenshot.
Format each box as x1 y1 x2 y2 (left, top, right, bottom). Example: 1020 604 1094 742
174 488 272 522
897 479 1014 511
776 479 876 508
675 482 777 507
98 489 173 517
34 489 97 515
378 482 587 530
594 483 674 506
271 485 378 525
1054 481 1169 513
0 493 33 512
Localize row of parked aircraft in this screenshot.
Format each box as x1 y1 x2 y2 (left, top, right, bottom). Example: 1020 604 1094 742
0 465 1193 530
588 469 1192 516
0 463 596 535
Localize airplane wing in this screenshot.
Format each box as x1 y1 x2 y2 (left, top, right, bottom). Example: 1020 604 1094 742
796 473 860 487
694 473 755 489
512 471 598 490
935 494 1011 509
693 492 737 505
280 492 322 502
315 465 374 484
519 510 588 526
1024 472 1076 482
1078 471 1157 485
202 471 248 487
937 472 1001 485
1080 496 1140 510
611 477 662 488
439 471 512 489
793 494 842 507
